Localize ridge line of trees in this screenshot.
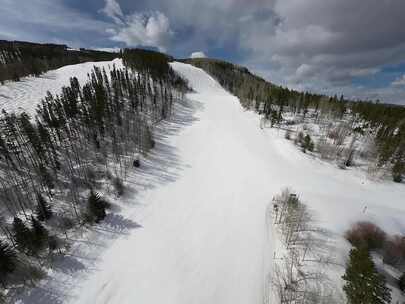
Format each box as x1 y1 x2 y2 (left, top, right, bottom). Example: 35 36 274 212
0 40 119 83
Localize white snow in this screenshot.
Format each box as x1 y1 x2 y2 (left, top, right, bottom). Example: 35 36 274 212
0 58 122 116
13 62 405 303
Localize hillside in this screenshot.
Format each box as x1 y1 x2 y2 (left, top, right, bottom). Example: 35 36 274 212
0 43 404 303
184 57 273 108
0 40 118 83
0 46 188 303
0 59 123 116
186 57 405 183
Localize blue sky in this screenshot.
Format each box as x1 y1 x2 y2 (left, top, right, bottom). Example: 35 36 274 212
2 0 405 105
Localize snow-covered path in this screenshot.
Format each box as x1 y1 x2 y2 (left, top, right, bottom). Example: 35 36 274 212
64 63 405 304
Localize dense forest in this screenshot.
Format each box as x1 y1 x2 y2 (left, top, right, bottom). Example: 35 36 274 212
0 48 188 299
186 58 405 182
0 40 118 83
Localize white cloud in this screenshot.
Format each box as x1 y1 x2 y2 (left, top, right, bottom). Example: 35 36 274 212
0 0 109 37
100 0 124 25
235 0 405 104
392 75 405 87
190 51 207 58
349 68 380 77
102 0 173 51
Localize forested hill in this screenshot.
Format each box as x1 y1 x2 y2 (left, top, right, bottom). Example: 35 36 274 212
183 58 272 108
0 40 118 83
0 47 189 302
185 57 405 182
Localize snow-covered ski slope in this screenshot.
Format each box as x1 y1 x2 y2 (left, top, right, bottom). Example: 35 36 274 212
60 62 404 304
0 58 122 116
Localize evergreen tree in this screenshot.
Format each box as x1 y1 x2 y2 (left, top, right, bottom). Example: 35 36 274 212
303 134 314 152
342 247 391 304
36 193 53 221
392 159 403 183
12 217 32 252
87 191 109 223
0 240 17 287
31 216 49 252
399 273 405 292
270 110 278 127
297 131 304 144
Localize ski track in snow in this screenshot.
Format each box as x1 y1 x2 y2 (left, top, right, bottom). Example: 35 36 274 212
11 62 405 304
0 59 122 117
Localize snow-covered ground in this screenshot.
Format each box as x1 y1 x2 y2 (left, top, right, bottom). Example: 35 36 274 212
12 62 405 303
0 58 122 116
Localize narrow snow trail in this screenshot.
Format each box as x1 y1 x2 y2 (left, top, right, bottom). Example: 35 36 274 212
68 63 405 304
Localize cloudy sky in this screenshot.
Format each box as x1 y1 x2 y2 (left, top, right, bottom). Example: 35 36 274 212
1 0 405 105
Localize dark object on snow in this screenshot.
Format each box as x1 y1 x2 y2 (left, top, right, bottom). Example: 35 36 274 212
133 159 140 168
0 240 17 283
399 273 405 292
150 139 156 149
87 191 109 223
35 193 53 221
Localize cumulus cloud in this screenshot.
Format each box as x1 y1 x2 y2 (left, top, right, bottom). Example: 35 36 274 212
3 0 405 104
101 0 124 24
102 0 172 51
138 0 405 97
190 51 207 58
242 0 405 88
392 75 405 87
0 0 108 34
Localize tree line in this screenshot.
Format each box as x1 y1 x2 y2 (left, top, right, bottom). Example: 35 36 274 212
187 58 404 183
0 49 188 299
0 40 118 83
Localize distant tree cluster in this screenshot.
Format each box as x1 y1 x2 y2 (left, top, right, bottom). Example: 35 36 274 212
343 221 405 301
0 49 187 296
187 58 405 183
345 221 405 270
354 102 405 181
122 48 188 90
0 40 118 83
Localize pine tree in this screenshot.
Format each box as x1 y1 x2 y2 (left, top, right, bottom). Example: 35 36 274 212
12 217 32 252
270 110 278 127
392 159 403 183
303 134 314 152
342 247 391 304
35 193 53 221
0 240 17 287
87 191 108 223
31 216 49 252
399 273 405 292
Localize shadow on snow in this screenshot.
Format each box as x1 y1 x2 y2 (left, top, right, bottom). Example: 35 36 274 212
10 96 201 304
